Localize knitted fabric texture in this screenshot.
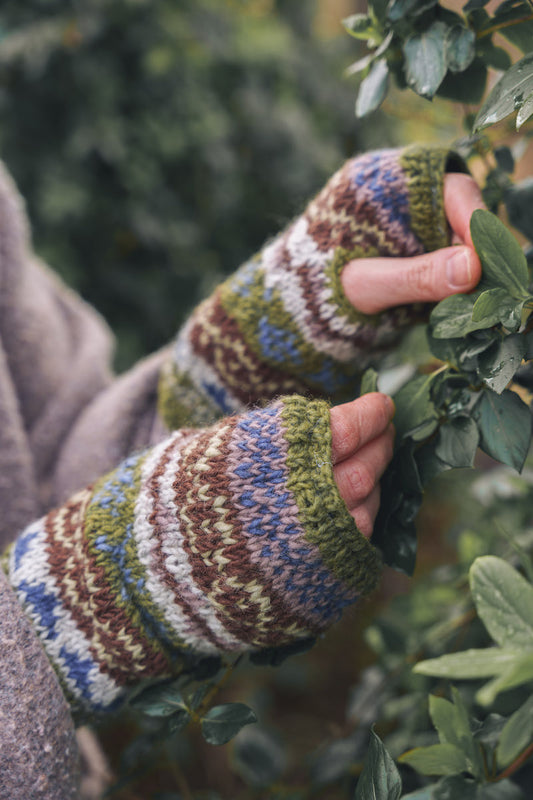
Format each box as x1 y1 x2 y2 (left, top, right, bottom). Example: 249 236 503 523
159 146 453 429
7 395 381 712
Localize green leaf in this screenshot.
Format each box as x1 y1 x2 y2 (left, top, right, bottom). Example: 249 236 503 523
403 22 448 99
478 335 526 394
476 38 512 72
436 59 487 103
201 703 257 746
356 59 390 118
476 654 533 705
497 694 533 768
436 416 479 468
470 209 530 297
474 52 533 131
343 14 378 40
398 743 469 776
473 389 531 472
446 26 476 73
477 780 526 800
393 374 438 441
470 556 533 649
430 293 481 338
233 726 287 788
432 775 479 800
518 92 533 129
387 0 438 22
361 367 379 395
129 682 190 718
414 648 523 679
355 729 402 800
471 288 523 328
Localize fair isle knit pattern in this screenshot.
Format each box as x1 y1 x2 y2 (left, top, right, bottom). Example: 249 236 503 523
159 146 453 429
7 396 381 712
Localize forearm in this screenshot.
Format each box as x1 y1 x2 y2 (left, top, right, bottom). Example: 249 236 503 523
6 395 381 714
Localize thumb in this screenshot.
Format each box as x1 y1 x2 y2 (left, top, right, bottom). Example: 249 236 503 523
341 245 481 315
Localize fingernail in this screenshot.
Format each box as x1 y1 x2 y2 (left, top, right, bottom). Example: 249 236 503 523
446 249 472 289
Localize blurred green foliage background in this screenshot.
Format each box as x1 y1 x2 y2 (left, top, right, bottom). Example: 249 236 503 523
0 0 385 370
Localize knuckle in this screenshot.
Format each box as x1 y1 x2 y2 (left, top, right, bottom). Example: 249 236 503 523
404 259 435 297
350 462 374 500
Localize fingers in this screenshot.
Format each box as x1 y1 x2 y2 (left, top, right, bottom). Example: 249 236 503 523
330 393 395 465
351 486 381 539
341 244 482 315
330 394 396 540
444 172 486 247
333 424 394 510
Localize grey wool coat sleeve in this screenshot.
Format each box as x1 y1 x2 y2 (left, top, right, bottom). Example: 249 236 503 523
0 162 169 799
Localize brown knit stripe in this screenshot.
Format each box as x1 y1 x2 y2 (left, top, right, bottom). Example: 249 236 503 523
45 488 170 685
144 433 237 651
174 417 316 648
189 292 308 402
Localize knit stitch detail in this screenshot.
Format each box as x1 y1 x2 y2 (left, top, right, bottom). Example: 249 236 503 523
279 396 382 594
9 396 380 711
159 147 453 424
401 145 453 252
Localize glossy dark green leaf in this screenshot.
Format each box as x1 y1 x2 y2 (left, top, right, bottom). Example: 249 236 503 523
403 22 448 99
342 14 378 40
360 367 379 395
470 209 529 297
201 703 257 746
471 288 522 327
398 742 468 776
430 293 482 338
376 515 418 575
249 636 315 667
473 389 531 472
129 682 189 718
387 0 438 22
435 416 479 468
497 694 533 769
470 555 533 649
355 729 402 800
437 58 487 103
505 179 533 239
446 26 475 72
356 59 390 117
393 374 438 441
478 335 526 394
474 52 533 131
432 775 479 800
233 726 287 788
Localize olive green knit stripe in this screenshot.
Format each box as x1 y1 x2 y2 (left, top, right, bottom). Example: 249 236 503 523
158 359 223 430
219 265 358 385
324 244 384 328
85 452 184 659
0 545 10 576
279 395 382 595
400 145 453 253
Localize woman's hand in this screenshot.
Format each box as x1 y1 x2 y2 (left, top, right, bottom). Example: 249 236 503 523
341 173 485 314
330 393 395 538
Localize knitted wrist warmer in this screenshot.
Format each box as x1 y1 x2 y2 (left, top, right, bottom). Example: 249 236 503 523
6 395 381 713
159 145 458 429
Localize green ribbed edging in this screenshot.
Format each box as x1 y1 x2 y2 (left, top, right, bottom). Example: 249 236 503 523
401 145 457 252
280 395 382 595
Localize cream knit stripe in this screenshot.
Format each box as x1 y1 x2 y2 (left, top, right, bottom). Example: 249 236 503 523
9 513 121 709
133 431 244 654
